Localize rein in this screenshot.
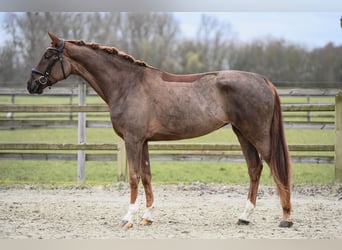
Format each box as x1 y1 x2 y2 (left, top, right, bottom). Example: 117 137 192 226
31 39 66 88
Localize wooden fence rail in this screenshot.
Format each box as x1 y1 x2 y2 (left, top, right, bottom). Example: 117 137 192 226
0 104 336 131
0 142 334 151
0 103 336 113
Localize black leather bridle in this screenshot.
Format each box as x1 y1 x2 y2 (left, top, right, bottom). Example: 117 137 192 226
31 39 67 88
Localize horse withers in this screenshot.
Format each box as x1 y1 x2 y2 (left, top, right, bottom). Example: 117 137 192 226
27 32 293 229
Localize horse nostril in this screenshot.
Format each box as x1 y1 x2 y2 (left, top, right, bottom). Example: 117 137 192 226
27 80 37 94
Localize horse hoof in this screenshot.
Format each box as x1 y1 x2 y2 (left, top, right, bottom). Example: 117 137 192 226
119 220 133 229
139 218 153 226
237 219 250 225
279 220 293 228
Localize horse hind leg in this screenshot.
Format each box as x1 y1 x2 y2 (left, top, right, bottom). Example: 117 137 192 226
232 126 263 225
263 154 293 228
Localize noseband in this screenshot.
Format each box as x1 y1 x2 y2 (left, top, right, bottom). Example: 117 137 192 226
31 39 67 88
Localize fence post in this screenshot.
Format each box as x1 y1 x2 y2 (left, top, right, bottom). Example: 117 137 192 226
117 137 127 182
336 93 342 182
77 82 86 182
306 95 311 122
69 87 74 121
6 94 15 119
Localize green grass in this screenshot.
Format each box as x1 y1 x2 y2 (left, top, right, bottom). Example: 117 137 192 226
0 127 335 185
0 94 336 186
0 160 334 186
0 126 334 144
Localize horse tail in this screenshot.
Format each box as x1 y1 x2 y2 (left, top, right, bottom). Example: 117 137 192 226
265 79 292 196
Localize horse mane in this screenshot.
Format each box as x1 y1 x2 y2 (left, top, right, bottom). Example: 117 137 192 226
68 40 149 67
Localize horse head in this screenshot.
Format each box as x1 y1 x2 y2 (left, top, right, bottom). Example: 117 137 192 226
27 32 72 94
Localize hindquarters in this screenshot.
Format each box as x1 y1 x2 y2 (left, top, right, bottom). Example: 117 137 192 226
217 71 292 226
216 71 275 149
217 72 291 187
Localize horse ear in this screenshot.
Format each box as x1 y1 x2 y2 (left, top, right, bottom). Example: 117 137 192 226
48 32 62 47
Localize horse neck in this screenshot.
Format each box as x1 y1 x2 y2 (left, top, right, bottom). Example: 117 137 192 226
68 44 144 105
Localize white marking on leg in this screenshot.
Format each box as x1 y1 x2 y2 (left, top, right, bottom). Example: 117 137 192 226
142 203 155 221
122 202 139 223
239 200 255 222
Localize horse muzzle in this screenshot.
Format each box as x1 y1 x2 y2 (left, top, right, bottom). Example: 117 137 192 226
27 76 47 94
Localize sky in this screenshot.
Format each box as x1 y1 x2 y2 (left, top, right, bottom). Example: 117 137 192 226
174 12 342 49
0 12 341 49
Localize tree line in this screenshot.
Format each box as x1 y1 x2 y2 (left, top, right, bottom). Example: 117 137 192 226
1 12 341 87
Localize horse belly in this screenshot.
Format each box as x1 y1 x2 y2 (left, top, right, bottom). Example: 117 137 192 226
149 103 227 141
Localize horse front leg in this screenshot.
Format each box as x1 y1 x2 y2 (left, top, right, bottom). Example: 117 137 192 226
139 141 155 226
119 137 143 229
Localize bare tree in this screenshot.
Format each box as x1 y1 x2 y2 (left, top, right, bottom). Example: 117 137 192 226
196 14 233 71
310 43 342 82
3 12 78 83
176 14 234 74
1 12 342 86
0 42 18 84
118 13 180 70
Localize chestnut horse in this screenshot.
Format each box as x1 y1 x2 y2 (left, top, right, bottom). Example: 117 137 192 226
27 32 293 228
